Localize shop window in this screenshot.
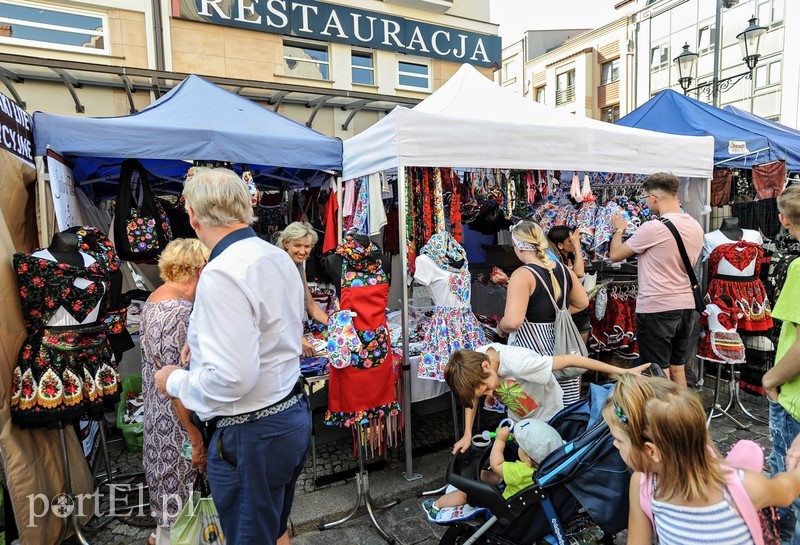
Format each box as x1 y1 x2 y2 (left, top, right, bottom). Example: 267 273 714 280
650 43 669 70
602 104 620 123
283 40 330 80
535 85 546 104
698 25 716 54
600 59 619 85
757 0 784 27
754 58 781 89
397 60 430 90
351 50 374 86
556 70 575 106
0 0 107 54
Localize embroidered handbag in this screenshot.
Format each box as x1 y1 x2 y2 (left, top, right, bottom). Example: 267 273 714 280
113 159 173 262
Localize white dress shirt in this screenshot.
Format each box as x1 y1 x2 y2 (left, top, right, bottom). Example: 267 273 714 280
166 228 305 420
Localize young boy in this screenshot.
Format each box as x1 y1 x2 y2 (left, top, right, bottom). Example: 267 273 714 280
762 185 800 543
445 344 648 453
423 418 562 522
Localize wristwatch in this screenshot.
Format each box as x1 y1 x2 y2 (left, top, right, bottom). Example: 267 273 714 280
613 228 624 235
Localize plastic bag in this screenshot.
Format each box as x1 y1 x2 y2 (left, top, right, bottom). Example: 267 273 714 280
170 490 225 545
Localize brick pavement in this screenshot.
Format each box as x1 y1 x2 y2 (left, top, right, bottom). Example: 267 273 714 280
66 385 772 545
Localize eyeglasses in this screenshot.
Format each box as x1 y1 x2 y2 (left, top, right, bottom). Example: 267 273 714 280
646 194 658 201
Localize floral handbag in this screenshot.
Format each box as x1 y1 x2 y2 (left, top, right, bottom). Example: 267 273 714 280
113 159 172 262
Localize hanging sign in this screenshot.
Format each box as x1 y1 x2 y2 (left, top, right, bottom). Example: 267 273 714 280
0 92 34 167
728 141 750 155
173 0 501 67
46 149 85 230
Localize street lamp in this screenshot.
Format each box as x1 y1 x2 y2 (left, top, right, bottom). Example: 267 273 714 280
673 11 767 106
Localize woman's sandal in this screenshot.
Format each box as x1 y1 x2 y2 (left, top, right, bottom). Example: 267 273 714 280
146 531 156 545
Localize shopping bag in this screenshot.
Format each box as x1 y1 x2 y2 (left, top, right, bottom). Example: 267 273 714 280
170 490 226 545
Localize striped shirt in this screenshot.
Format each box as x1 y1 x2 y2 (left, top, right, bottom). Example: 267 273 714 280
651 497 754 545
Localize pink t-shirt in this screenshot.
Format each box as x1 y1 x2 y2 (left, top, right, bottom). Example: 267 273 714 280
626 212 704 314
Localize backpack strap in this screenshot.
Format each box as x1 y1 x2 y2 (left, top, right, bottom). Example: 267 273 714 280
523 263 567 311
722 464 765 545
638 472 656 538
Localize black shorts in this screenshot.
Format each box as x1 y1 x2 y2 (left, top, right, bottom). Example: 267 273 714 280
572 309 592 335
636 309 697 369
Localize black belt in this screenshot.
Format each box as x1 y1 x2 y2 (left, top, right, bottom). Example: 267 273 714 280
714 273 757 282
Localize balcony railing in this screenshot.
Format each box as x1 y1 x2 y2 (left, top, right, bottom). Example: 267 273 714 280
556 85 575 106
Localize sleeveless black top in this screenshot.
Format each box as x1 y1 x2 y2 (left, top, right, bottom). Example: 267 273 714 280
522 262 573 323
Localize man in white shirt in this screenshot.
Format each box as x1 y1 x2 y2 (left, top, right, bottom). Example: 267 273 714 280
155 167 309 545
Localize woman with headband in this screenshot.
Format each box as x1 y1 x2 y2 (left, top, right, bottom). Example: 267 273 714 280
494 220 589 405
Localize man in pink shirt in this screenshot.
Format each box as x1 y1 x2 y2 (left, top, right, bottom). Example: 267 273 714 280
609 172 703 386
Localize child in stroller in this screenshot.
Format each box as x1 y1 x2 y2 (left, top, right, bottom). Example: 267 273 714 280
423 419 563 523
433 384 628 545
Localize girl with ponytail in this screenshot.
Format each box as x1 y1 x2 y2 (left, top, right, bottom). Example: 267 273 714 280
496 220 589 405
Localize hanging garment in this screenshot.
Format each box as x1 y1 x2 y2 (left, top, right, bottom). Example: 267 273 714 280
367 173 388 236
322 189 340 254
415 233 486 382
698 300 746 364
11 250 120 427
705 240 773 332
732 198 780 239
711 170 733 207
325 236 399 427
752 160 786 200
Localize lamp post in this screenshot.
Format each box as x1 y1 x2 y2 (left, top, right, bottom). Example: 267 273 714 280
673 1 767 107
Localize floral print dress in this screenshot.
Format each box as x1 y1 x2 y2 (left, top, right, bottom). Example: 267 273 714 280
11 250 119 427
140 299 196 528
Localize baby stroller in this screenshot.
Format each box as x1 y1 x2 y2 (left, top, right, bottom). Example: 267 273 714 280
439 384 629 545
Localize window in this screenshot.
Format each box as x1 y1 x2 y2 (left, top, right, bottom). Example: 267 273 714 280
698 25 716 54
0 1 107 54
754 58 781 89
602 104 620 123
397 60 430 90
351 50 374 86
650 43 669 70
556 70 575 106
600 59 619 85
757 0 784 26
535 86 546 104
283 40 330 80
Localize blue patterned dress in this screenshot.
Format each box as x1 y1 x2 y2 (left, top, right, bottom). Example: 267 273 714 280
140 299 196 528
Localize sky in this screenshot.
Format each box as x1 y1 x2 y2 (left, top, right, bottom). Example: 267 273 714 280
489 0 621 44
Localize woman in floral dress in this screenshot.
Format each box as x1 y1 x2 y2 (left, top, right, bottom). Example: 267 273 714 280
140 239 209 545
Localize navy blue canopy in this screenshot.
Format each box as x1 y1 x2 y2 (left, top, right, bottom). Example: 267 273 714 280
33 75 342 190
617 90 800 171
723 104 800 138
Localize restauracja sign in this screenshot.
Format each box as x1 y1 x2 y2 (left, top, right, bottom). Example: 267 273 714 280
174 0 501 68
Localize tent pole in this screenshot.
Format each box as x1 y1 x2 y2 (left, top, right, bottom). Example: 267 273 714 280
398 165 420 482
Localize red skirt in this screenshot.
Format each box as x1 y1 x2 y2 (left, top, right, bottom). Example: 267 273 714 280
705 278 772 332
698 330 745 364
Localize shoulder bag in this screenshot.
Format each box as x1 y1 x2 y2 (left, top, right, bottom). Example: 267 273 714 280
659 217 705 313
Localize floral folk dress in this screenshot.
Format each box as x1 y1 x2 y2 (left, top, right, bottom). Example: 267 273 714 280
140 299 196 528
11 250 119 427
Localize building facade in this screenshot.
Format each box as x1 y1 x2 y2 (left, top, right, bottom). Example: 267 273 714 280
632 0 798 127
0 0 499 138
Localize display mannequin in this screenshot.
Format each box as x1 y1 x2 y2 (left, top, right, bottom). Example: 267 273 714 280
719 217 744 242
47 232 83 267
325 233 388 299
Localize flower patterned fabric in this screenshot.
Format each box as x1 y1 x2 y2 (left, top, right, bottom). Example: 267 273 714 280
327 311 362 369
414 248 486 382
325 240 400 427
11 252 120 426
420 232 468 274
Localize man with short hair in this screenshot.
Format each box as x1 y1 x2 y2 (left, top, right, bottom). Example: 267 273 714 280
609 172 703 387
154 167 310 545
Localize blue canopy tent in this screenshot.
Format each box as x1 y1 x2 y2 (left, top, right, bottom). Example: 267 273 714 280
722 104 800 139
33 75 343 193
617 89 800 171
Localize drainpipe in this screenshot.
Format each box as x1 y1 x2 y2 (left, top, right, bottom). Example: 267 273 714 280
152 0 165 72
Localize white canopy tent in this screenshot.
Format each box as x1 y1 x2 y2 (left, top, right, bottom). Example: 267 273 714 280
344 64 714 180
342 64 715 482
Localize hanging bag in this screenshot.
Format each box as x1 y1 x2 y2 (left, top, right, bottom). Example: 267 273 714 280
170 477 226 545
113 159 173 262
525 263 588 379
659 217 705 313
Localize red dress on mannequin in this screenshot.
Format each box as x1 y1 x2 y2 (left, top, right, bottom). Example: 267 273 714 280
325 237 400 427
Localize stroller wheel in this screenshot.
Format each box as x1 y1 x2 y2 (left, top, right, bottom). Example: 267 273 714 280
439 524 477 545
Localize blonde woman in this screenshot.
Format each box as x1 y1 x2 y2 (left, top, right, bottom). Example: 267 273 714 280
141 238 210 545
495 220 589 405
277 222 329 356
